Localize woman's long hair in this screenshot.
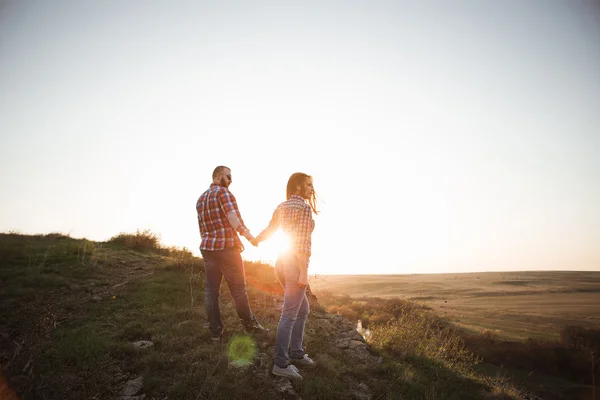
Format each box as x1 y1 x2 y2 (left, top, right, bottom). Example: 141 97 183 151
286 172 318 214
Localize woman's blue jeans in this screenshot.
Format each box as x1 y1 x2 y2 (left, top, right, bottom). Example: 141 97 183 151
274 253 310 368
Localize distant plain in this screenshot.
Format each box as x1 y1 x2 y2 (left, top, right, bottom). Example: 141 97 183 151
309 271 600 340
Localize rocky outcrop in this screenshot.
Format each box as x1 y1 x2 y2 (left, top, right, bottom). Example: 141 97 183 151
313 312 382 366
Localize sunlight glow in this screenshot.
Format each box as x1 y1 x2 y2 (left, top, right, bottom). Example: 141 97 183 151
244 230 290 265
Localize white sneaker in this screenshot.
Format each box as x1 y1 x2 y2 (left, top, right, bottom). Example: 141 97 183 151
272 364 303 380
289 354 316 368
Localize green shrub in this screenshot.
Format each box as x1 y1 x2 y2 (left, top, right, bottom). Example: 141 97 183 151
109 229 161 252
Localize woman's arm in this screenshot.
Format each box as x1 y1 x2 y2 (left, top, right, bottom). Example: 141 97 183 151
254 207 281 244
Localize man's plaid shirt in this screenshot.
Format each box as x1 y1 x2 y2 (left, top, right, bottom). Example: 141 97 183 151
256 195 315 257
196 183 250 251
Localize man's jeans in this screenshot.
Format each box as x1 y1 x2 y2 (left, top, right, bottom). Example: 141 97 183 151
201 247 255 336
274 253 310 368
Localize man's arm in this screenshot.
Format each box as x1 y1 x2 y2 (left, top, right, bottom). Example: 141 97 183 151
218 189 255 242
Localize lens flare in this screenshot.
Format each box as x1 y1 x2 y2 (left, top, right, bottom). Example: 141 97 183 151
227 335 257 368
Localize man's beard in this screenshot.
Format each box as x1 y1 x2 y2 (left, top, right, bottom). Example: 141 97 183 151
220 177 230 188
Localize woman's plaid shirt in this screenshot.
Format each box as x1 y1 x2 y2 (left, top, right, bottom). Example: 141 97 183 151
196 184 250 251
256 195 315 257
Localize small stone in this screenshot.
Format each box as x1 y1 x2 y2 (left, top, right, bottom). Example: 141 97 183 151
229 359 252 370
132 340 154 349
176 320 192 329
92 295 102 301
256 352 270 369
353 382 372 400
273 377 301 399
121 376 143 396
120 395 146 400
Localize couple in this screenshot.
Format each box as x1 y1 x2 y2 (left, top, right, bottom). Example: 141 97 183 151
196 165 318 381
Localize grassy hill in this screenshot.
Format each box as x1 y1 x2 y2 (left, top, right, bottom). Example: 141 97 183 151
0 232 537 399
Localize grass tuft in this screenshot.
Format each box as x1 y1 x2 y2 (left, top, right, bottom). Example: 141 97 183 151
108 229 161 252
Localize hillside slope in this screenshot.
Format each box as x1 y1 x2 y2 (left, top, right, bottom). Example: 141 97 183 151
0 233 529 399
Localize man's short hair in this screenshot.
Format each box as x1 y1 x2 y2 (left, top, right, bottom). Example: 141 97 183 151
212 166 230 179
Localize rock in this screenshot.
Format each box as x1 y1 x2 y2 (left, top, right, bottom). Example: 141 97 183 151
353 383 372 400
132 340 153 349
256 352 270 370
335 338 350 349
343 376 372 400
348 340 365 350
92 295 102 301
317 323 333 337
121 376 143 397
343 330 366 342
229 360 251 373
344 346 376 363
273 377 302 399
121 396 146 400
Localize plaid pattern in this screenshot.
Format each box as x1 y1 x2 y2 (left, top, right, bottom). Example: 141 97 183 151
257 195 315 257
196 184 250 251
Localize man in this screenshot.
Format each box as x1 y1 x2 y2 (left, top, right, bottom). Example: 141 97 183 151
196 165 267 341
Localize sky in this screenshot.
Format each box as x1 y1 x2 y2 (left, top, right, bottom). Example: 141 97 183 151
1 0 599 275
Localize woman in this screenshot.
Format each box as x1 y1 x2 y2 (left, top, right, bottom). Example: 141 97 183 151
253 172 318 381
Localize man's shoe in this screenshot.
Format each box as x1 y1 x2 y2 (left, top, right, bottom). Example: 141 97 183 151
290 354 316 368
210 332 222 342
244 320 270 333
272 364 303 381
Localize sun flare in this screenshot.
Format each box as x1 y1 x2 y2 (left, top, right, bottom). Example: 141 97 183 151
245 230 290 265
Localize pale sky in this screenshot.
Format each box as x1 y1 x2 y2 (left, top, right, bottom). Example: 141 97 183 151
1 1 599 275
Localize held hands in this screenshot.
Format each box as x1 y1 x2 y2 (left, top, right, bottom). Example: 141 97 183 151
244 231 259 247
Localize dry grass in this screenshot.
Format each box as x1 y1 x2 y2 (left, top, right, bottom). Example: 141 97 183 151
313 274 600 400
310 271 600 340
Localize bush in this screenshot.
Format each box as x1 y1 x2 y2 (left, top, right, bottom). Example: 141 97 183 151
370 310 478 374
369 312 395 326
463 326 600 384
560 325 600 353
108 229 161 252
480 329 499 344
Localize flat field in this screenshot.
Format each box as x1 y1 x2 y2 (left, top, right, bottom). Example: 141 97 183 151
309 271 600 340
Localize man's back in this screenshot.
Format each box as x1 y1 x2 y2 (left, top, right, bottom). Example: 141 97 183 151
197 184 243 251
